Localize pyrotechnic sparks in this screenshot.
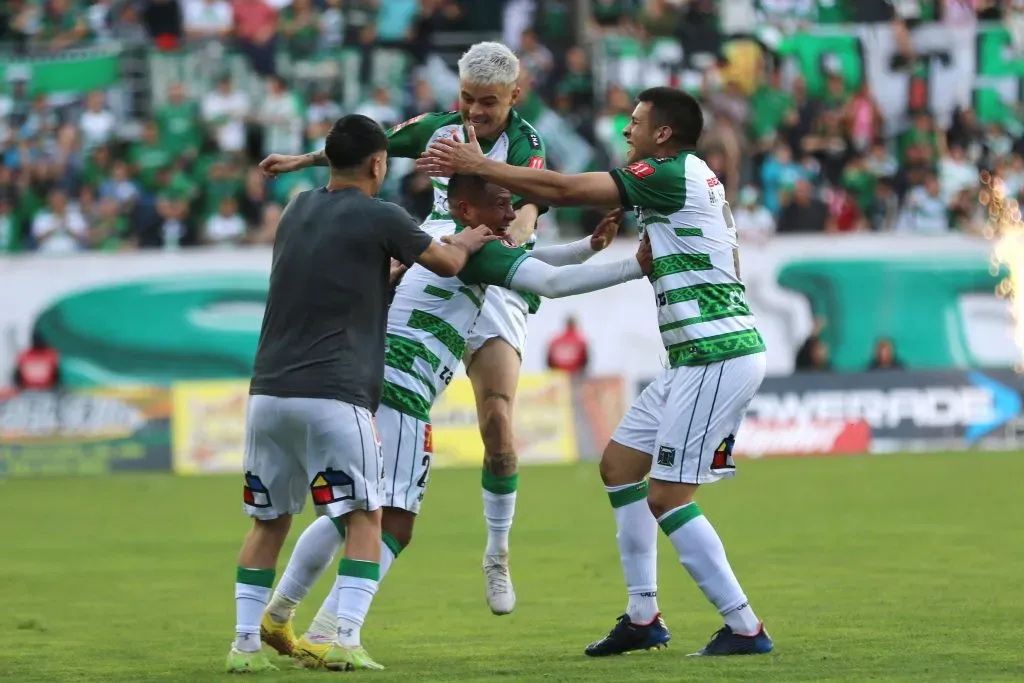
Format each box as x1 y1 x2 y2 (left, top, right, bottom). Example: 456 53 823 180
983 171 1024 370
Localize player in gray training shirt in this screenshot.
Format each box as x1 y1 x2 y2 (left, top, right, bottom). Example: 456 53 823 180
226 114 495 674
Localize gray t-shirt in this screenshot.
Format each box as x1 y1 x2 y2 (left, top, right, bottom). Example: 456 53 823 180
249 187 433 410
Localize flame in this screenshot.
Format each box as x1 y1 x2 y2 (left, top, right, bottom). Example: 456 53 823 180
984 172 1024 370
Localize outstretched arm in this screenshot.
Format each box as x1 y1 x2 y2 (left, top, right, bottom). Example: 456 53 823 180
527 208 623 266
508 256 642 298
418 125 622 208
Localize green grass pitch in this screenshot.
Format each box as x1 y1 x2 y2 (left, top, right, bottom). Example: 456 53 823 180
2 452 1023 682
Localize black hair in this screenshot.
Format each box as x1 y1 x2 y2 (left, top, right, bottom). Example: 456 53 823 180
324 115 388 171
446 173 490 204
636 86 704 148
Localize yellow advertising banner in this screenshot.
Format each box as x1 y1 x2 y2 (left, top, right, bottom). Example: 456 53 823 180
430 372 578 468
171 380 249 475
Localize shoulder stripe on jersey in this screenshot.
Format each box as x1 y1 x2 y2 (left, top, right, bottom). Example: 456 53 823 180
667 329 765 368
458 285 483 309
386 333 442 372
408 309 467 359
381 381 431 423
657 283 752 332
424 285 454 300
502 252 532 289
651 254 713 282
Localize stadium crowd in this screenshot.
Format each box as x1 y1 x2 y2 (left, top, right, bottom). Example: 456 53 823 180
0 0 1021 253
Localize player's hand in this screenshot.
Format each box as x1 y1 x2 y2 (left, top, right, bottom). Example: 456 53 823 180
590 208 623 252
259 153 310 178
443 223 499 254
416 125 486 177
389 258 408 284
636 232 653 275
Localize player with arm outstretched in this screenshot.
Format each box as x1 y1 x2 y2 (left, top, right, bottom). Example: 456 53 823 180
419 87 775 659
261 42 549 615
258 174 651 668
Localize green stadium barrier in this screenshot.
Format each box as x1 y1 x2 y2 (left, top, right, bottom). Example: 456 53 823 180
0 46 121 95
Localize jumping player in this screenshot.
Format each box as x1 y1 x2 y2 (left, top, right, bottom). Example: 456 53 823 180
261 42 547 615
418 87 775 658
258 174 651 668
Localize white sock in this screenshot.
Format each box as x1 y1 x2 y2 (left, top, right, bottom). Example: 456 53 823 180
658 503 761 636
234 568 275 652
606 481 659 624
307 536 399 641
482 471 518 556
267 516 343 623
334 559 380 647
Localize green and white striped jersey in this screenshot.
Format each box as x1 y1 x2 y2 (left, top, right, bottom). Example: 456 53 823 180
380 234 531 422
386 109 547 313
610 152 766 368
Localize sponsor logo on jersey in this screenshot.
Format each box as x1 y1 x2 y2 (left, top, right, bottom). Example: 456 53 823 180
656 444 675 467
528 156 545 169
707 176 721 188
499 236 518 248
243 472 271 508
389 113 427 134
423 423 434 453
311 469 355 505
625 161 655 179
524 129 543 150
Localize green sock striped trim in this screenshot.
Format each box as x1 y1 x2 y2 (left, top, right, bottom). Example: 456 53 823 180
338 558 380 581
381 532 403 558
607 481 648 509
658 503 703 536
482 470 519 495
236 567 275 588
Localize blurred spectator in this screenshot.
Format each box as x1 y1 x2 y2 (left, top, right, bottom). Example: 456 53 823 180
639 0 682 37
899 172 949 233
205 195 247 246
868 338 903 371
91 196 131 251
345 0 380 85
866 178 900 232
239 169 269 228
590 0 634 32
280 0 321 58
594 84 633 168
518 29 554 92
0 198 15 253
761 142 808 216
156 83 202 160
824 186 866 233
734 187 776 245
251 202 282 244
202 76 250 154
78 91 117 152
403 79 438 121
232 0 279 76
260 76 303 156
940 143 980 203
32 188 88 253
779 179 830 233
843 83 884 154
547 316 589 375
39 0 89 51
143 0 184 50
795 320 831 372
14 332 60 391
320 0 345 50
184 0 234 40
375 0 418 45
355 86 400 129
128 121 174 192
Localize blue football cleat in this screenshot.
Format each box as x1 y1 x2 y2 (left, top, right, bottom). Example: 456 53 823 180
584 613 671 657
690 624 774 656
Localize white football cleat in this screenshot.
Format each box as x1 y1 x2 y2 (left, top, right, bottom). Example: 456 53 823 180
483 553 516 615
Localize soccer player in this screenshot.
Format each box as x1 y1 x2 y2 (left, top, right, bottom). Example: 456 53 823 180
259 174 651 668
261 42 547 614
226 115 495 674
418 87 775 657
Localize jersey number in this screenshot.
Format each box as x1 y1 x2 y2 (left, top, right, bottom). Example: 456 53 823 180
416 455 431 487
439 366 454 385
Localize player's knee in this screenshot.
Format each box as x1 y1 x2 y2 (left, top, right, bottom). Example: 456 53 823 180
646 480 696 520
479 397 514 453
381 508 417 550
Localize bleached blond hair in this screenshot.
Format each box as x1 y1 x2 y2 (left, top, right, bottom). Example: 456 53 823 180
457 42 520 86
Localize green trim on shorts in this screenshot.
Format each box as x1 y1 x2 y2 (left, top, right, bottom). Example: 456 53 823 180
658 503 703 536
236 566 275 588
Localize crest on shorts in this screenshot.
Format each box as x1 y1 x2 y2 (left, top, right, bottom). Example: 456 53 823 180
711 435 736 471
657 445 675 467
423 424 434 453
243 472 272 508
311 469 355 505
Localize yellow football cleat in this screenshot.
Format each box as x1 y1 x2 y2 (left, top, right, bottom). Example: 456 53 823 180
292 635 333 669
322 643 385 671
225 647 278 673
259 612 297 656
